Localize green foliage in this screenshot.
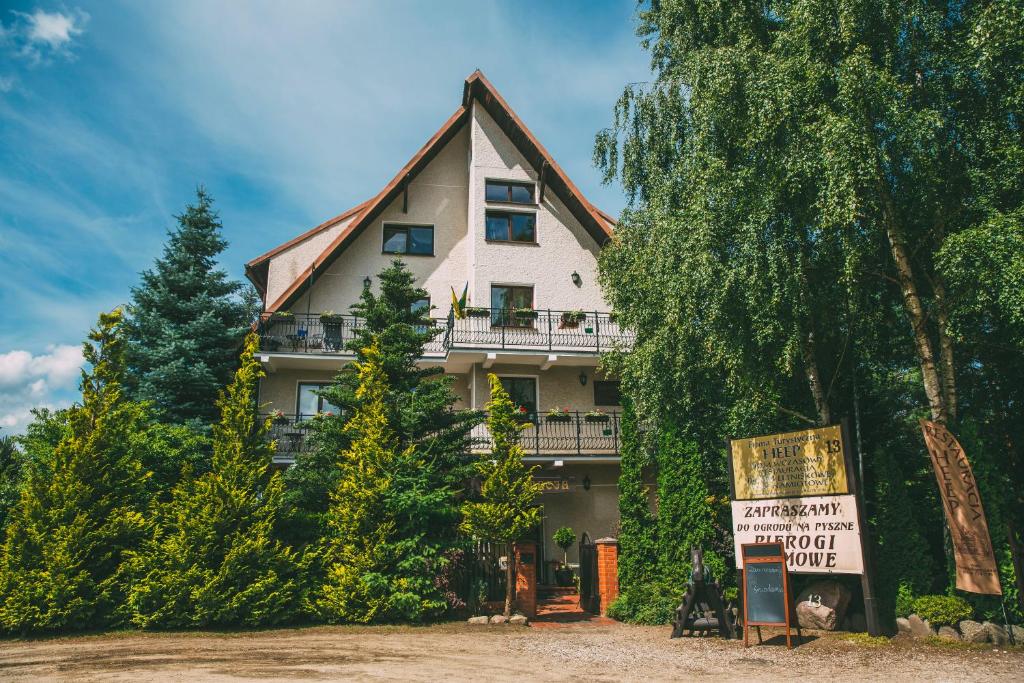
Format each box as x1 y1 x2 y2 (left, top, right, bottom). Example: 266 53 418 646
313 342 452 624
125 187 251 425
0 309 150 633
0 432 23 535
122 334 301 629
911 595 974 627
895 583 916 619
606 581 681 626
596 0 1024 625
553 527 576 552
284 260 479 547
615 397 657 593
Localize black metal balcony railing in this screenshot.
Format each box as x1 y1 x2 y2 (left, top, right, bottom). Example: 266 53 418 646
262 411 622 458
257 314 445 355
257 309 633 356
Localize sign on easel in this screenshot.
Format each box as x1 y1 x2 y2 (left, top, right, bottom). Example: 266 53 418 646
741 542 800 649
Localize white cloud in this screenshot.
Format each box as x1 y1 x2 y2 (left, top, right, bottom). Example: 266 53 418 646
0 76 14 93
0 345 82 434
3 8 88 63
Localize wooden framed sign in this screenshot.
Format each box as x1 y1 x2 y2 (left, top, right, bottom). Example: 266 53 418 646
741 542 800 649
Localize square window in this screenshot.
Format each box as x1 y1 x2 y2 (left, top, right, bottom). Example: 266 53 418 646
491 285 533 325
297 383 341 420
382 224 433 255
511 214 536 242
499 376 537 415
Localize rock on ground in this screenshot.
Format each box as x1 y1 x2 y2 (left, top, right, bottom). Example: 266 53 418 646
509 615 529 626
907 615 936 638
1011 624 1024 644
937 626 961 641
467 616 488 625
983 622 1009 646
489 615 508 625
959 620 989 644
896 617 911 635
796 580 852 631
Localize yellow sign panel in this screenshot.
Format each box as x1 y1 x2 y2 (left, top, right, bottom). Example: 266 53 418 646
730 425 849 500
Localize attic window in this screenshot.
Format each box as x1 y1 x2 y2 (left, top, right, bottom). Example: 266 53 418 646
382 224 434 256
486 180 534 204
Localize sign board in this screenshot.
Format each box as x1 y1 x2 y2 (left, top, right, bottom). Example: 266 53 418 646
920 420 1002 595
731 495 864 574
730 425 849 500
534 476 573 494
741 542 797 649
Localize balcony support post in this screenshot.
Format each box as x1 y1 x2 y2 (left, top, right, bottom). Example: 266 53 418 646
595 311 601 353
576 411 582 457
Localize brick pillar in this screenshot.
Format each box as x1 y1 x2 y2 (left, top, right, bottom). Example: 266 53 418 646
513 541 537 618
595 537 620 616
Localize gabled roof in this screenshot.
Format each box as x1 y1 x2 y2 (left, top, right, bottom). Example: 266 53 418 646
252 69 615 314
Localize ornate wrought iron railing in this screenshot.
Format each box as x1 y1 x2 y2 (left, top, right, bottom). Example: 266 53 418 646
256 308 633 356
262 410 622 458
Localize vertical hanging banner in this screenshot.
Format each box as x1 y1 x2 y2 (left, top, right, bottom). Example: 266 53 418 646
920 420 1002 595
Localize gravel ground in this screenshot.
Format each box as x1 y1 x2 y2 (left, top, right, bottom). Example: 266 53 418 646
0 622 1021 682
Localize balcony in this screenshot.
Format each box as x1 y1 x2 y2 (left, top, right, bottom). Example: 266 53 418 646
262 410 622 463
257 309 633 358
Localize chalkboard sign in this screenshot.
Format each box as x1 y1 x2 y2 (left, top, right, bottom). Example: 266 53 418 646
741 542 799 649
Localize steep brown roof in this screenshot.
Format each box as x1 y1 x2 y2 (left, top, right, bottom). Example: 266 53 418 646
255 69 615 314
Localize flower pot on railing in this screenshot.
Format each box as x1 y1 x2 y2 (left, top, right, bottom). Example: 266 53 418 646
584 411 610 423
319 312 345 325
270 410 290 426
513 308 538 327
545 408 573 423
465 307 491 318
559 310 586 329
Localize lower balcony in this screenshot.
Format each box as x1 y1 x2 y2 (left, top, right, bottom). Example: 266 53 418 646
262 411 622 463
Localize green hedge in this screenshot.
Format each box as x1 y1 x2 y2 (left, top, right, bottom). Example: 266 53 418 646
606 582 681 625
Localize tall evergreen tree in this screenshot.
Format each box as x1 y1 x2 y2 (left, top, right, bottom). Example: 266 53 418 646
314 342 452 623
460 375 542 618
0 310 150 633
283 260 479 545
122 334 300 629
0 431 23 536
125 187 250 424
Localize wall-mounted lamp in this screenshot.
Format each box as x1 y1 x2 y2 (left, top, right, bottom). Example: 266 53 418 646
582 475 591 491
363 276 372 289
578 371 588 386
571 271 582 287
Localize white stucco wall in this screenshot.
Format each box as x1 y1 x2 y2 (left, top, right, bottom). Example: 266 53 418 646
287 124 471 318
467 102 607 313
265 214 357 307
471 363 617 413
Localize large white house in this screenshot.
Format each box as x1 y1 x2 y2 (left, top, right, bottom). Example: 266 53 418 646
244 70 631 573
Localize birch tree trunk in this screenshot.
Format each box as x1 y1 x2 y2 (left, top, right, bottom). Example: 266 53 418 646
877 182 948 423
802 330 832 425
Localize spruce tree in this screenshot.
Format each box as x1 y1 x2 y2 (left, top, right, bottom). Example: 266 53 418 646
125 187 250 425
284 259 479 545
0 309 150 633
122 334 300 628
460 375 541 618
314 342 452 623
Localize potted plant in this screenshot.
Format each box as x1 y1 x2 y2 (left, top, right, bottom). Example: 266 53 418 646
560 310 586 328
545 407 573 423
270 310 294 321
466 306 491 318
319 310 345 324
513 307 538 326
552 527 577 587
513 405 533 423
270 409 289 426
584 409 610 423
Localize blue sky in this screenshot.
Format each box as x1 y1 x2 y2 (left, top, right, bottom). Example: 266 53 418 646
0 1 649 432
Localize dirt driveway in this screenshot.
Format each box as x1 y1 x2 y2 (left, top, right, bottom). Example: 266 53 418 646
0 622 1021 682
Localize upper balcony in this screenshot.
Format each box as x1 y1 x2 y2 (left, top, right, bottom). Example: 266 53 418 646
256 308 634 364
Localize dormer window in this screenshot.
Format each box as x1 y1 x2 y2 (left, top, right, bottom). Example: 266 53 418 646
486 180 534 205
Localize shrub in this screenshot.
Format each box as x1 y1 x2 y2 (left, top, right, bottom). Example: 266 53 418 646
606 582 681 625
911 595 973 626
